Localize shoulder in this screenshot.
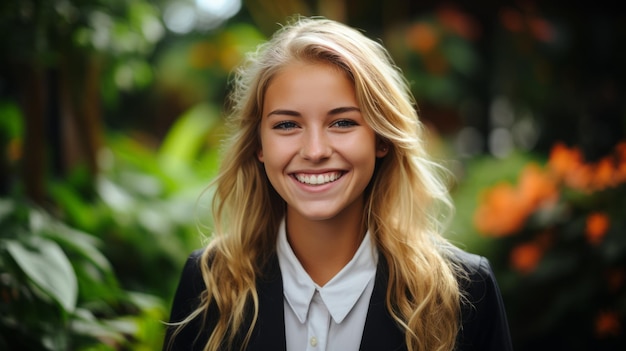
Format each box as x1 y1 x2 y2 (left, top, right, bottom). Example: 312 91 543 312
169 249 208 318
447 247 514 350
447 246 500 307
166 247 220 328
451 247 495 280
183 248 204 270
178 249 208 289
163 248 215 351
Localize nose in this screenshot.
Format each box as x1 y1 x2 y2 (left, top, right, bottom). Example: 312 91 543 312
300 129 332 161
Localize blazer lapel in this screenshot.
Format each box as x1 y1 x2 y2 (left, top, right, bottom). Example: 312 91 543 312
246 255 287 351
359 257 406 351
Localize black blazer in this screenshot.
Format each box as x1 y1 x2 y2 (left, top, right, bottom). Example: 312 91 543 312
164 248 513 351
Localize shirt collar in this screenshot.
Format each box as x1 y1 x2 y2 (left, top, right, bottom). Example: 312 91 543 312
276 218 378 324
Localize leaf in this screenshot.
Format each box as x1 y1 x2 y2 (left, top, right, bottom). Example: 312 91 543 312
47 181 98 231
0 198 15 223
28 206 110 271
158 102 219 168
70 308 125 345
42 220 114 274
5 237 78 312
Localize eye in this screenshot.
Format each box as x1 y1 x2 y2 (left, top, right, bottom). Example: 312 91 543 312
273 121 299 130
331 119 358 128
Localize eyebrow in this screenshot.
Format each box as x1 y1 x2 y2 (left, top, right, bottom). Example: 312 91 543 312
266 106 360 118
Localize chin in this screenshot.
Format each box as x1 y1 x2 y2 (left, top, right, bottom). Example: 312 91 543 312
301 213 339 222
292 208 342 222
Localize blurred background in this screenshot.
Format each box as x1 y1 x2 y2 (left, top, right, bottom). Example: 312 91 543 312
1 0 624 350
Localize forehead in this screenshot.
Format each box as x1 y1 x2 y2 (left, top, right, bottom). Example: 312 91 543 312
263 62 355 106
271 59 347 85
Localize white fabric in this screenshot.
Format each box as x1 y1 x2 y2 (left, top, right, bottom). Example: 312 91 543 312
276 219 378 351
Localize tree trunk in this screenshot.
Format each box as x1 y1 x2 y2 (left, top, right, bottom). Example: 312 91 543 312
18 64 47 204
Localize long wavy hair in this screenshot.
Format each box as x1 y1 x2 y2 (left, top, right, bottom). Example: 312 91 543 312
171 15 462 351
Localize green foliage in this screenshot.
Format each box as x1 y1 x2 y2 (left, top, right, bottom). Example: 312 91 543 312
159 102 222 175
53 103 223 297
0 198 138 350
0 101 23 138
6 235 78 312
0 0 163 63
1 95 224 349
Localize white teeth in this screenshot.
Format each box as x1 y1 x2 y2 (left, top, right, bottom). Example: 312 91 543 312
295 172 341 185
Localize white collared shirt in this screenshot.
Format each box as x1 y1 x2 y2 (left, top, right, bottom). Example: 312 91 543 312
276 219 378 351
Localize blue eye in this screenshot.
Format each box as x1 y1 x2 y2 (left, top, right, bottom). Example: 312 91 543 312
332 119 357 128
273 121 298 130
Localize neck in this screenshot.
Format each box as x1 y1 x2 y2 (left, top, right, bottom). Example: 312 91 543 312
285 202 366 286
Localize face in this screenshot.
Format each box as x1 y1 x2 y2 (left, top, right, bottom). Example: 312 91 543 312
258 61 388 224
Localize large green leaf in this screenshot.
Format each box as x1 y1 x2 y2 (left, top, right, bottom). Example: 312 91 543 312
5 237 78 312
29 208 113 273
158 102 219 168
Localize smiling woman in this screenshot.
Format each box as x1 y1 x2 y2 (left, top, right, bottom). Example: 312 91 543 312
258 62 385 286
163 16 513 351
259 62 385 229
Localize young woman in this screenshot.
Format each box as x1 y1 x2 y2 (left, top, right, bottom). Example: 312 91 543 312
164 16 513 351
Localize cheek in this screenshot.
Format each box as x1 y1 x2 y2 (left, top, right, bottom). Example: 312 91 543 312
343 143 377 175
257 127 273 163
257 138 287 173
356 141 379 178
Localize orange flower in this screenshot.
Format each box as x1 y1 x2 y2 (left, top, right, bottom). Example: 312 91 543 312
406 22 438 54
565 163 594 191
547 142 593 191
549 141 626 192
548 142 583 181
586 212 610 245
474 163 557 237
592 158 617 190
436 4 479 40
595 311 621 338
474 183 527 237
510 242 543 274
518 163 559 211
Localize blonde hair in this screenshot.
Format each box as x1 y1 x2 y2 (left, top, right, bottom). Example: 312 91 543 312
171 15 462 351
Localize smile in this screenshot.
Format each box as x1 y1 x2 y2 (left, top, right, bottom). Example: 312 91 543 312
293 171 343 185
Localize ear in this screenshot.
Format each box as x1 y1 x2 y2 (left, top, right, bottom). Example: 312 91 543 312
257 148 264 163
376 141 389 158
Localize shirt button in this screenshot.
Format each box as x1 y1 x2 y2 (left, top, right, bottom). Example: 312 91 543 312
310 336 318 347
